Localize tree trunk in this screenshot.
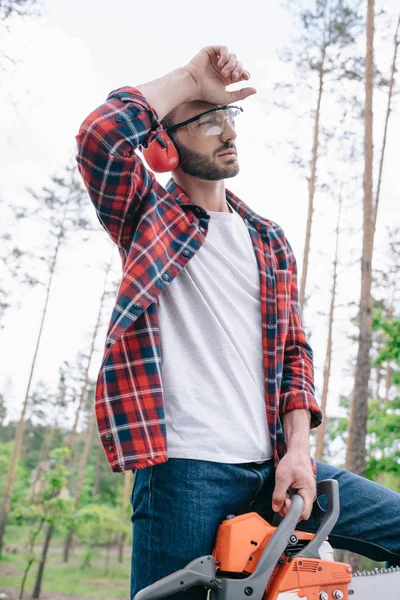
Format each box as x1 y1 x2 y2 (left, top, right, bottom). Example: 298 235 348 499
31 425 57 501
63 411 96 562
66 251 113 455
118 532 126 564
299 45 326 313
384 362 392 404
32 523 54 599
375 364 381 401
19 517 45 600
315 189 342 461
104 540 111 576
346 0 375 476
0 238 61 556
372 15 400 233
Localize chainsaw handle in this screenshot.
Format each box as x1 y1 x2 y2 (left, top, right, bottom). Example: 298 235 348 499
133 498 305 600
220 482 340 599
133 555 218 600
296 478 340 559
132 480 340 600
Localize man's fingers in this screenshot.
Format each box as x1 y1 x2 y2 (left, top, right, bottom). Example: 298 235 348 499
215 46 229 67
231 61 243 81
299 491 313 521
280 496 291 517
272 473 290 513
221 53 237 78
227 87 257 103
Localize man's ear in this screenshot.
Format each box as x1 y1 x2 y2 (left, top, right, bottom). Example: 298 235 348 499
142 131 180 173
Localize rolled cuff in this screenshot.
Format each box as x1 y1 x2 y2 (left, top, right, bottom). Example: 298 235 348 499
279 390 323 429
107 86 162 149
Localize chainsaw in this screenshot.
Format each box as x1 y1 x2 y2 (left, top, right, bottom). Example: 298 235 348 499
134 479 400 599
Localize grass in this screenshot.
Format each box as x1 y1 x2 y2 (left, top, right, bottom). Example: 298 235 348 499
0 526 130 599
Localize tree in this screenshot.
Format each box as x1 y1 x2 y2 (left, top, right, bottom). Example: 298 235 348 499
75 503 128 574
0 0 41 74
329 310 400 491
11 447 73 600
346 5 400 476
65 250 115 454
0 162 92 555
63 393 97 562
0 0 39 22
315 188 342 460
278 0 362 312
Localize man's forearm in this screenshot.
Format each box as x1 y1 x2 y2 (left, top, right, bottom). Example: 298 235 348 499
283 409 311 454
136 67 197 121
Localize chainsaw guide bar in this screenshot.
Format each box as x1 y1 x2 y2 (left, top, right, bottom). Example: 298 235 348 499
349 566 400 598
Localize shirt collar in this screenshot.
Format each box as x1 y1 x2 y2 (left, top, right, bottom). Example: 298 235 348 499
165 177 271 240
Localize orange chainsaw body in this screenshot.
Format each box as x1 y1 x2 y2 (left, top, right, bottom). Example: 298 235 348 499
213 512 352 599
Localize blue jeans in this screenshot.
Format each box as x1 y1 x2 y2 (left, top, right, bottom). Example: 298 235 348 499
130 458 400 599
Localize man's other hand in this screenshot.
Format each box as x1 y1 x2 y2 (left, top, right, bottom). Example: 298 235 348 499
272 451 316 521
185 45 257 106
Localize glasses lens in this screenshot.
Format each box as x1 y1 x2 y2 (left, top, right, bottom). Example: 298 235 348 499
187 108 241 137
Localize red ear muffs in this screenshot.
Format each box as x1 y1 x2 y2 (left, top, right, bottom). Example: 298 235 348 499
142 130 179 173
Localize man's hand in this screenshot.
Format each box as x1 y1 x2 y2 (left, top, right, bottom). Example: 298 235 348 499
186 45 257 105
272 450 316 521
272 409 316 521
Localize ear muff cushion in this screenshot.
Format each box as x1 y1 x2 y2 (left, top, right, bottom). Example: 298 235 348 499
142 131 179 173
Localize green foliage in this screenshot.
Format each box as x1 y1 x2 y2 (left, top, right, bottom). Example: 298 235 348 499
0 537 129 599
0 441 30 510
328 310 400 487
11 447 75 598
373 311 400 364
365 398 400 483
75 504 128 570
76 503 126 544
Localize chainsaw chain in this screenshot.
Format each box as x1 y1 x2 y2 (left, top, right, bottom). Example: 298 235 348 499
352 565 400 577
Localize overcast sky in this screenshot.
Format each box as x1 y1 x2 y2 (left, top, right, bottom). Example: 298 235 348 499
1 0 399 437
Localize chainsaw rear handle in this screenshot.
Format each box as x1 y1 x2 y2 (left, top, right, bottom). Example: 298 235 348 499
296 478 340 559
133 479 340 600
133 555 219 599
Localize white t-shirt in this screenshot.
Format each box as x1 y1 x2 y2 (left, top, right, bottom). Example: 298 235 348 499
157 200 273 464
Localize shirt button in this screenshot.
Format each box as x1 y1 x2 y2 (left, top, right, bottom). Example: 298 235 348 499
200 227 205 233
182 249 190 257
133 301 142 309
104 433 112 442
162 273 169 281
107 445 114 452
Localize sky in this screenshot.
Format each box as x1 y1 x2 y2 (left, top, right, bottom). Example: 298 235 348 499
1 0 399 439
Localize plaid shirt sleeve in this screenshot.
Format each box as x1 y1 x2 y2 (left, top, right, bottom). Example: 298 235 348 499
279 238 323 429
75 87 161 249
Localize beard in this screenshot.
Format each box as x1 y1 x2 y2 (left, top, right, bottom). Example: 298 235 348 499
174 141 239 181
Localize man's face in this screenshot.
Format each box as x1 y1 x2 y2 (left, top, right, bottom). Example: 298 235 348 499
170 101 239 181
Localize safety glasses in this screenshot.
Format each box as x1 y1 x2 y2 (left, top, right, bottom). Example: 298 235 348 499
165 105 243 138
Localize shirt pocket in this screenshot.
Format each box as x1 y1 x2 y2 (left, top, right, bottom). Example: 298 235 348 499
275 269 292 343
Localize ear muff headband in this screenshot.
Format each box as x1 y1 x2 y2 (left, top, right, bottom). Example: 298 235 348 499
142 130 179 173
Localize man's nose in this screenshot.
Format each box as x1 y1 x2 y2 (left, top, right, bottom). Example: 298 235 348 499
220 120 237 142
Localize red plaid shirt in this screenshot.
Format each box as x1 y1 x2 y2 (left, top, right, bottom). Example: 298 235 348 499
76 87 322 473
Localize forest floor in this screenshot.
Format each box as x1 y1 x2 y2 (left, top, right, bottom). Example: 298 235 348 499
0 527 129 599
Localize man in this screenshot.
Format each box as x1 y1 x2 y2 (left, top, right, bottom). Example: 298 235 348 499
76 46 400 599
